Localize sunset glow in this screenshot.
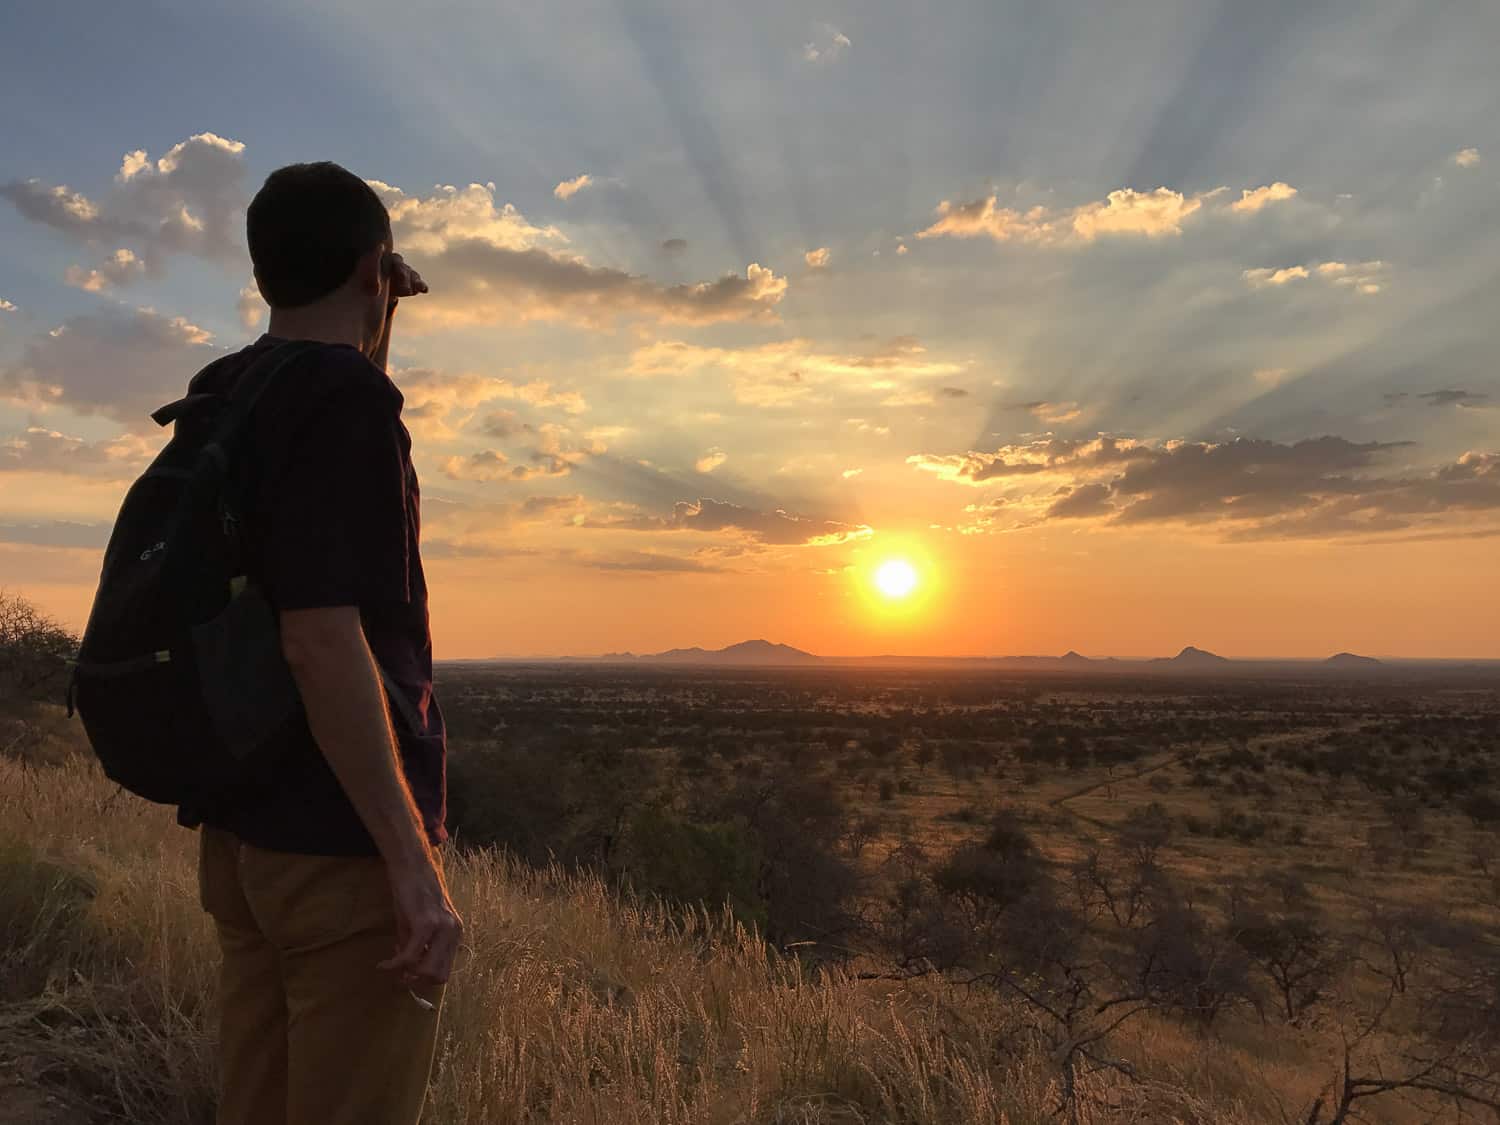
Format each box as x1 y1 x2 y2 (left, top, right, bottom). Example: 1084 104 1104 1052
874 559 919 600
1 3 1498 659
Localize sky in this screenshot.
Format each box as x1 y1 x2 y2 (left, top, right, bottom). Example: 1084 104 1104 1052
2 0 1499 659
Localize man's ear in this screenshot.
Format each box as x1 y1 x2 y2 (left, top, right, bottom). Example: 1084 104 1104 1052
354 243 388 296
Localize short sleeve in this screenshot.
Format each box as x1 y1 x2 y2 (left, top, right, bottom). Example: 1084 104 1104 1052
257 369 410 610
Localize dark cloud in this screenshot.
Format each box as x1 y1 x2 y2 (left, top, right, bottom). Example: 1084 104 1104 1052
915 434 1500 540
2 308 220 428
588 496 870 546
938 386 969 398
584 550 721 573
910 435 1152 483
1418 389 1489 408
0 520 113 549
2 133 248 286
479 410 522 438
1047 483 1114 520
420 239 786 329
0 426 157 477
661 238 688 255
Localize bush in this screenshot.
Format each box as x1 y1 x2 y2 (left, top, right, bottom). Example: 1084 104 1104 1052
621 806 765 927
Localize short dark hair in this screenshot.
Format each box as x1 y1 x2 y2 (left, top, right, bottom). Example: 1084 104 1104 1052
246 162 391 308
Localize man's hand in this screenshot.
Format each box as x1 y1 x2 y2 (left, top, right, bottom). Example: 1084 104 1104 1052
379 858 464 987
386 252 429 299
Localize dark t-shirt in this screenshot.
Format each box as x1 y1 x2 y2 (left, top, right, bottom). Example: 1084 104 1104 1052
179 335 446 855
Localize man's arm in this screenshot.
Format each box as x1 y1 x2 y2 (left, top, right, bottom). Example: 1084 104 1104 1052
281 605 461 985
370 253 425 371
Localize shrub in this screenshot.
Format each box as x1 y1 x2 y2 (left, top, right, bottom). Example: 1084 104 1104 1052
621 806 765 927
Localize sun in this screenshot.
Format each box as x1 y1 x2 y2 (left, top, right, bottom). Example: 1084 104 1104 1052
874 558 919 599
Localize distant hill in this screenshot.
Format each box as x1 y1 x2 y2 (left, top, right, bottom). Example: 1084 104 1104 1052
1154 645 1230 667
1325 652 1382 668
491 642 1475 675
626 639 824 666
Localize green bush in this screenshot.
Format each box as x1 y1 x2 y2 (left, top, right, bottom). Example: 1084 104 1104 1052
623 806 765 928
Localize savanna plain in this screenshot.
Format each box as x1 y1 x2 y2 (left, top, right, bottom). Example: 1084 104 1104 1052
3 640 1499 1124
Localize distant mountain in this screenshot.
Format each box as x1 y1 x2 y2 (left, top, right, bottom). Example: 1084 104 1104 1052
628 639 824 666
1325 652 1382 668
504 642 1446 674
1155 645 1230 667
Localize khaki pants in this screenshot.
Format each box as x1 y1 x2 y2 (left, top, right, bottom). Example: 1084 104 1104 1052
198 827 445 1125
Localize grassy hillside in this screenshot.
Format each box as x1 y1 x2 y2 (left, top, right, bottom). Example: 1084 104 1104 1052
1 694 1495 1124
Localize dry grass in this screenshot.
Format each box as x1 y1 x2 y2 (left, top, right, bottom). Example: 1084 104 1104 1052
0 749 1462 1125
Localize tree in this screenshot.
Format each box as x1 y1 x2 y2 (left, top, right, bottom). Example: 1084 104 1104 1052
1231 895 1342 1023
0 591 78 704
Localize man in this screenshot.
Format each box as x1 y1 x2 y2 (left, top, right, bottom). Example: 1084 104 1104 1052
185 162 462 1125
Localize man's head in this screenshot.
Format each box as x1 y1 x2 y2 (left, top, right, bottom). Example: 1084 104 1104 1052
247 162 392 335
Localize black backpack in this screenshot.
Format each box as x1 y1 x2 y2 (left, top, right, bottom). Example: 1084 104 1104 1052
69 340 319 806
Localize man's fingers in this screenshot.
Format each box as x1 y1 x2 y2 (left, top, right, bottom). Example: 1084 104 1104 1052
378 927 429 973
377 908 461 981
411 923 462 985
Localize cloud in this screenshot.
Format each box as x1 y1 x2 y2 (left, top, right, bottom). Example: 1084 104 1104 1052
393 366 587 440
695 447 727 473
661 238 688 256
0 520 114 550
0 299 15 312
1 307 219 427
1046 482 1114 519
439 449 513 482
583 550 722 574
803 26 851 63
842 468 863 479
938 386 969 399
478 409 522 438
626 335 963 407
0 426 158 478
910 434 1193 485
805 246 831 269
918 197 1057 244
1417 389 1489 408
1244 259 1386 294
1070 187 1202 240
439 420 605 483
1453 148 1481 168
371 179 563 255
1016 400 1082 424
421 242 786 329
2 133 248 282
918 186 1206 246
418 492 593 559
1243 265 1310 287
589 496 870 546
895 242 909 256
370 181 787 330
918 180 1318 247
237 284 266 329
64 248 146 292
1229 182 1298 214
911 433 1500 540
0 180 105 236
553 174 594 200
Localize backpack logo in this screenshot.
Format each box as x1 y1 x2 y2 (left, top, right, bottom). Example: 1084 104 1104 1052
139 541 167 562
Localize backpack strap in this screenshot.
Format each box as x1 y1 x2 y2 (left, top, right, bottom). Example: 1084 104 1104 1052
150 340 321 436
213 339 323 446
